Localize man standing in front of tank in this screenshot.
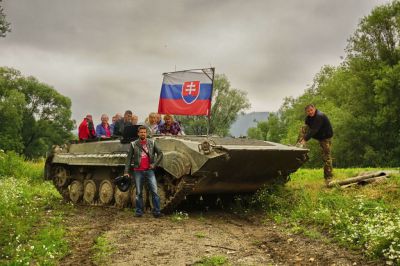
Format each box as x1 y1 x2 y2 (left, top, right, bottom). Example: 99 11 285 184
298 104 334 186
124 126 163 218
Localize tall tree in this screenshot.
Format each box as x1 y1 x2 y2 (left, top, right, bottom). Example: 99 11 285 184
247 121 268 140
177 74 251 136
0 69 25 152
335 0 400 166
0 0 11 37
0 67 74 158
249 1 400 167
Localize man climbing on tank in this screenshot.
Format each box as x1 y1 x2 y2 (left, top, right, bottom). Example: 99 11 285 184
297 104 334 186
124 125 164 218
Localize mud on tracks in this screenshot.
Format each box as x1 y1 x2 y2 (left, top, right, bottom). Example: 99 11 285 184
60 206 381 265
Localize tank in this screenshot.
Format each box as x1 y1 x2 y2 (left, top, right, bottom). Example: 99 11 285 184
44 136 308 213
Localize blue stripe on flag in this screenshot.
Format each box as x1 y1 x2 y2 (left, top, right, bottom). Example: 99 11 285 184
160 83 212 100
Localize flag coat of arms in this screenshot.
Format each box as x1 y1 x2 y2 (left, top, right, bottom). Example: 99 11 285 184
158 69 214 116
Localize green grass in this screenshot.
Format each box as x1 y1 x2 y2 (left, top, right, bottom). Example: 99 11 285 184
194 232 206 238
92 234 115 266
2 150 399 264
0 151 43 182
170 211 189 222
254 167 400 264
194 255 229 266
0 151 69 265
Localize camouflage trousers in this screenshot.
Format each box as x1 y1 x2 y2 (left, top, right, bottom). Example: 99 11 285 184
298 125 333 179
319 138 333 179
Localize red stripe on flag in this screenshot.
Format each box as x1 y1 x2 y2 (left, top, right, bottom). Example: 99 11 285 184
158 99 211 116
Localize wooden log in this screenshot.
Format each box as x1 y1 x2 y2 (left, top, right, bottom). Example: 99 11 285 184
328 170 397 188
360 175 388 184
339 175 388 188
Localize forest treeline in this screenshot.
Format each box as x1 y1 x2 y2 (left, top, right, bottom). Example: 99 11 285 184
2 1 399 165
248 1 400 168
0 68 74 158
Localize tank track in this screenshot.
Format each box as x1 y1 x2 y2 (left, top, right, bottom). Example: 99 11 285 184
51 168 203 213
53 179 70 202
161 176 200 214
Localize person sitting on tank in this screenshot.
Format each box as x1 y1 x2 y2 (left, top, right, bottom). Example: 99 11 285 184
156 113 164 126
158 114 183 135
121 113 142 143
78 114 96 141
121 122 141 143
95 114 112 139
176 119 185 135
145 112 159 135
132 114 139 125
110 113 122 135
113 110 133 137
124 125 163 218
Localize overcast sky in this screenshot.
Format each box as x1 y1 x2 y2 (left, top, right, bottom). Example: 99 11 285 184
0 0 390 125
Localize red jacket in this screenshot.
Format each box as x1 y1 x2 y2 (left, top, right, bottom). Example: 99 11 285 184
78 118 96 140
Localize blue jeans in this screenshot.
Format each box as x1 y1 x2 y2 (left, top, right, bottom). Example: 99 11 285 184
134 170 161 215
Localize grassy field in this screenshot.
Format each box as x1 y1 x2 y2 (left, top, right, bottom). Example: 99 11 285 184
1 150 399 265
253 168 400 265
0 151 69 265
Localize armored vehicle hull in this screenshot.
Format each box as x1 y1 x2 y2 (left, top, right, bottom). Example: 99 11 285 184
45 136 308 213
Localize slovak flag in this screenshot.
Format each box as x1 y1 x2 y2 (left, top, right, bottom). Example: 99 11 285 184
158 68 214 116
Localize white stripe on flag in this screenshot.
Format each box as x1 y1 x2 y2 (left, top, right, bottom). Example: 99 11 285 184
163 69 213 85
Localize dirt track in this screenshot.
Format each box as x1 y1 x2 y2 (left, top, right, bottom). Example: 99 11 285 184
60 206 381 266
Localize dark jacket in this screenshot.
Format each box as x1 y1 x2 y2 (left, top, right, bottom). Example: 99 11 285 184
304 110 333 141
124 138 163 174
113 119 129 136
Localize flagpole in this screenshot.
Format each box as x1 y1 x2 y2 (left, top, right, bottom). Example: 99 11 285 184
206 67 215 136
207 116 210 136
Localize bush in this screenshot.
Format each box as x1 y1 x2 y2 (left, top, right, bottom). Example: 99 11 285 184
254 168 400 264
0 150 43 181
0 151 68 265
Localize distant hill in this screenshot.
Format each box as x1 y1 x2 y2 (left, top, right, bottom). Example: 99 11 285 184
229 112 269 137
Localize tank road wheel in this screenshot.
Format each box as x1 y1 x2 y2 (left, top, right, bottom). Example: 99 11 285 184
52 166 70 201
83 180 97 204
99 180 114 205
69 180 83 204
114 187 130 208
54 167 68 188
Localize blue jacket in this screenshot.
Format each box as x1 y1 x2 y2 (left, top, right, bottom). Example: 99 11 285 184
96 124 111 137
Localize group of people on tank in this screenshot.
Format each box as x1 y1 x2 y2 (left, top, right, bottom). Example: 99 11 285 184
78 110 184 141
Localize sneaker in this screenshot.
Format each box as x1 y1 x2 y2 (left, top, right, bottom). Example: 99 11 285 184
153 213 164 218
135 213 143 218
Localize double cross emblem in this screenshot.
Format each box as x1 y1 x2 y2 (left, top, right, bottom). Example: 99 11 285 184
182 81 200 104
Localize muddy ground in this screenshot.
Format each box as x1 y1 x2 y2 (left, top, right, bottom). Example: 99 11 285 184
59 205 382 266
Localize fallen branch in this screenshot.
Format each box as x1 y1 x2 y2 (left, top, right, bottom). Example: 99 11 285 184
340 175 388 188
328 170 398 188
205 244 237 251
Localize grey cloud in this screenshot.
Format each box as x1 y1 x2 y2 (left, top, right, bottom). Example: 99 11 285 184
1 0 390 125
